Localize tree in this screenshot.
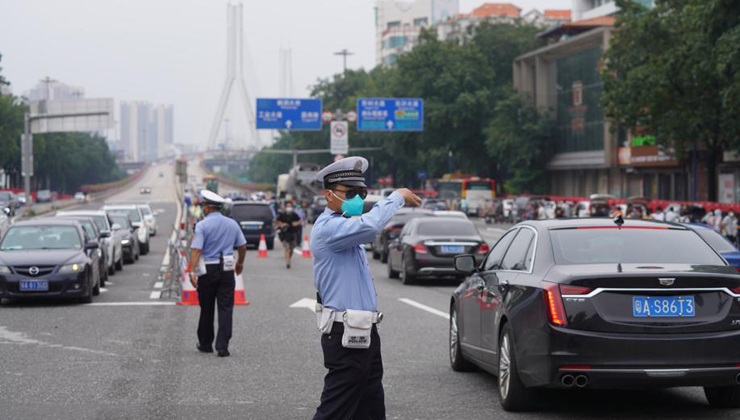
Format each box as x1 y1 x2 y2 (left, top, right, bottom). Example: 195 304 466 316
0 53 24 187
485 90 554 193
602 0 740 200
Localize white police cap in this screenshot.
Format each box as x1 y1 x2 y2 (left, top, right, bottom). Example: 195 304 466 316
316 157 369 188
199 189 226 206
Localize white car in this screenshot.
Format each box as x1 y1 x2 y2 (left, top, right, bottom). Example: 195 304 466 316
432 210 468 219
74 192 86 202
55 210 124 274
136 203 157 237
101 204 151 255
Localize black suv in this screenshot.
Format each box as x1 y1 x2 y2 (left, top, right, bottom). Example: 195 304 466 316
228 201 275 249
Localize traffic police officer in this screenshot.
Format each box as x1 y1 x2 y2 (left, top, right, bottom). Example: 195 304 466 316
310 157 421 420
188 190 247 357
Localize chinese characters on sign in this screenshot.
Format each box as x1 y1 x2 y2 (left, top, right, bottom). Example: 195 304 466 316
255 98 322 130
357 98 424 132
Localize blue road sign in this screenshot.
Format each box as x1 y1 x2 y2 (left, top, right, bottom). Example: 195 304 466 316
357 98 423 132
256 98 322 130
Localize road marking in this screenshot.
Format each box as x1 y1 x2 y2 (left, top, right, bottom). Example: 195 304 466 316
87 301 175 307
106 281 114 286
162 245 170 266
0 326 117 356
154 281 163 289
100 288 108 293
399 298 449 320
290 298 317 312
150 291 162 299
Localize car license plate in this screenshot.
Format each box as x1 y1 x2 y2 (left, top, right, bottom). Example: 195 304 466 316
441 245 464 254
20 280 49 292
632 296 695 318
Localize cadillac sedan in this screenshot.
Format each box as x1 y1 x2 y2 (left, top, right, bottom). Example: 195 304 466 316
0 219 102 304
449 218 740 411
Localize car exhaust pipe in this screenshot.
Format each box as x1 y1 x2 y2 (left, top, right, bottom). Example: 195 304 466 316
735 373 740 385
561 374 575 387
575 375 589 388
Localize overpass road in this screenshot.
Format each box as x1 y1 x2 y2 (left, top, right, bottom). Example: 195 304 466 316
0 161 732 420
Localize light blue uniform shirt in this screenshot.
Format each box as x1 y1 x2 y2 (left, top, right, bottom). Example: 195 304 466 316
311 192 405 312
191 212 247 260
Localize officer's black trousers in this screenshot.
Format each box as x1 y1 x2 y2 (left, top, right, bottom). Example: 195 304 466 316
313 323 385 420
196 265 235 352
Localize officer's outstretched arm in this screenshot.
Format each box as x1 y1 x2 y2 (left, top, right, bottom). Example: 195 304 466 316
324 193 404 252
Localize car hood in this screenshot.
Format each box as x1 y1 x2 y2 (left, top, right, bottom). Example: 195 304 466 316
0 249 83 266
721 251 740 269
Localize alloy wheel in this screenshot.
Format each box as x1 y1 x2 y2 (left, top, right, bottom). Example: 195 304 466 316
450 309 459 363
499 333 511 399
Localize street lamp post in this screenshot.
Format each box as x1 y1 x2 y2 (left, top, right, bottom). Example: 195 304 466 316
334 49 354 73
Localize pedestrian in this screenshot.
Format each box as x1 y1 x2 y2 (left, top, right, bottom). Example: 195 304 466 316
665 206 679 223
712 209 723 233
721 211 737 245
652 206 665 221
295 201 307 247
310 157 421 420
188 190 247 358
276 201 301 269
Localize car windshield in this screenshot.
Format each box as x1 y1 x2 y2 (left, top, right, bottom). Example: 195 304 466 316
417 220 477 236
693 228 737 253
0 192 11 200
110 215 130 229
91 216 109 231
0 225 82 251
139 206 152 216
107 207 141 222
550 228 726 265
231 204 272 220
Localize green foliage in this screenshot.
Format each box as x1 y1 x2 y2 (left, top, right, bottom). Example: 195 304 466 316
248 22 550 193
485 90 554 194
603 0 740 199
0 53 125 193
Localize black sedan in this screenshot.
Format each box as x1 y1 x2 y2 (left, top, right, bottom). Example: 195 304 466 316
0 219 102 304
107 212 140 264
372 208 434 263
387 216 487 284
449 218 740 411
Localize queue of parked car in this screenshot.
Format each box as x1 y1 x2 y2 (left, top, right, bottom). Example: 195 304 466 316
0 201 157 305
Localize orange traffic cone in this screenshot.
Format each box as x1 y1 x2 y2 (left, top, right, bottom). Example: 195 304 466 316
257 234 269 258
301 235 311 258
177 251 199 306
234 272 250 306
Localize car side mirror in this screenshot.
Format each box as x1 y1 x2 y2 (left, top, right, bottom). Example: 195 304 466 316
100 231 111 238
111 223 121 231
454 254 477 275
2 207 9 216
85 241 100 250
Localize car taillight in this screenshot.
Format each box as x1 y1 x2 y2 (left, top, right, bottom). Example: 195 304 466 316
477 243 489 254
543 282 567 326
386 227 401 233
560 285 593 296
413 243 428 254
732 287 740 294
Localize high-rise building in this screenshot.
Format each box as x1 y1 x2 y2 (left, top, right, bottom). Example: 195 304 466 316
120 101 174 162
375 0 459 66
572 0 653 22
26 79 85 101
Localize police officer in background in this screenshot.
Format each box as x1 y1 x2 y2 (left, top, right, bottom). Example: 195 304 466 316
311 157 421 420
189 190 247 357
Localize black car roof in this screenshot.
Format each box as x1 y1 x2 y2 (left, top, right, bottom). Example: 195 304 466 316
518 218 688 231
13 218 81 227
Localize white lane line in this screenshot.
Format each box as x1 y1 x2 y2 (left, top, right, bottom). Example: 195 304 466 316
100 288 109 293
290 298 317 312
154 282 164 289
162 244 170 266
399 298 449 320
87 301 175 307
149 291 162 299
0 326 118 356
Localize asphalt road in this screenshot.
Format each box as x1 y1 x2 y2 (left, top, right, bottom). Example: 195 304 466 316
0 164 736 419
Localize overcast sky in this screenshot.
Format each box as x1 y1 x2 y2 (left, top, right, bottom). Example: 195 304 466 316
0 0 570 148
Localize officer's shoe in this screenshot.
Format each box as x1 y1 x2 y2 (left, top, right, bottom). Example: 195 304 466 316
217 349 230 357
197 343 213 353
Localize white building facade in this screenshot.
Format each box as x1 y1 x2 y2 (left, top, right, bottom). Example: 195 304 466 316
572 0 653 21
375 0 459 66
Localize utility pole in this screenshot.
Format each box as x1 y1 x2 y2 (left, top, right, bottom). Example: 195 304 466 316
41 76 56 100
334 49 354 73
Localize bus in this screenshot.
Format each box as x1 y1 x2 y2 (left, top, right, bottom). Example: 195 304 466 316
203 174 219 194
436 178 495 215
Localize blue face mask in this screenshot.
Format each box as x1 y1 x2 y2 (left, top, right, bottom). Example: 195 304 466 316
332 191 364 217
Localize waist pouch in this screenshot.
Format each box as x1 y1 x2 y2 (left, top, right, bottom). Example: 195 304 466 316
341 309 373 349
223 255 236 271
316 304 335 335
